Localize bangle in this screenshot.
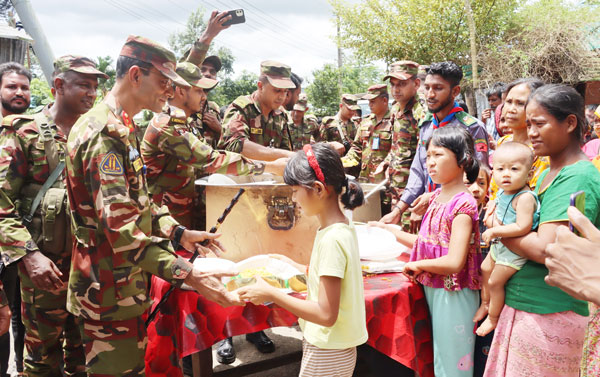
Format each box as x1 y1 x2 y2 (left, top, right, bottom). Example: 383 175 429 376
173 225 186 248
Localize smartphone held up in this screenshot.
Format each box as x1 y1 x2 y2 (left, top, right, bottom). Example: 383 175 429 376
221 9 245 26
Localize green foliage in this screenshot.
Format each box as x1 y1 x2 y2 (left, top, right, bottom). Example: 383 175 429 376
330 0 517 66
168 7 234 76
96 56 116 99
209 70 258 107
27 77 52 112
306 61 383 117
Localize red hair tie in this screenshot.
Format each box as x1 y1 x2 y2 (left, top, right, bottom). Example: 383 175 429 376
303 144 326 184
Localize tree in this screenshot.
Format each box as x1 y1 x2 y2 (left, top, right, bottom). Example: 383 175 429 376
96 56 116 99
28 77 52 112
330 0 517 67
168 7 234 76
209 70 258 107
478 0 598 85
306 61 383 117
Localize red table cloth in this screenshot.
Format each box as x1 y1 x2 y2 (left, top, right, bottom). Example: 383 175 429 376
145 272 433 376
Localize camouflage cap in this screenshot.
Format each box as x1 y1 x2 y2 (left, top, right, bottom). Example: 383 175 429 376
53 55 108 79
293 103 308 112
383 60 419 81
362 84 388 100
176 62 218 90
260 60 295 89
418 65 429 76
341 93 360 111
297 92 309 106
119 35 190 88
203 55 222 72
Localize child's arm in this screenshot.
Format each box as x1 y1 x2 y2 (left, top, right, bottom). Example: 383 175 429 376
368 221 418 248
404 213 472 276
482 193 536 243
237 275 341 327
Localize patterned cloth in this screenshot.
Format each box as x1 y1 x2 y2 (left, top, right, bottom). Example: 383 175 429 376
483 305 588 377
489 134 549 200
410 189 482 291
299 339 356 377
343 110 393 183
319 113 357 144
582 303 600 377
288 117 319 151
219 91 291 152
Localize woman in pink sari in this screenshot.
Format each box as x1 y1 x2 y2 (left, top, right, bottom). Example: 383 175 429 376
483 84 600 377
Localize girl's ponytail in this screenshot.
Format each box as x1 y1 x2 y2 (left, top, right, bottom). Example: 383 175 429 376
464 155 480 184
340 175 364 210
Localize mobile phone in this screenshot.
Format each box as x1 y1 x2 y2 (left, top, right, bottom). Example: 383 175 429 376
569 190 585 235
221 9 245 26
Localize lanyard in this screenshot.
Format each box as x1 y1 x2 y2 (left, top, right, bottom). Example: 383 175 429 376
432 103 463 129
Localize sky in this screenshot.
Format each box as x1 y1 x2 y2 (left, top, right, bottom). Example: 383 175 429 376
22 0 347 83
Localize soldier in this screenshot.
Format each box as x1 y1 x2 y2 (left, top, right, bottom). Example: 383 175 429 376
0 61 31 377
219 61 295 160
375 61 425 227
342 84 392 183
64 36 241 376
0 56 110 377
142 61 285 228
319 94 360 153
288 97 319 151
393 61 489 232
299 93 319 131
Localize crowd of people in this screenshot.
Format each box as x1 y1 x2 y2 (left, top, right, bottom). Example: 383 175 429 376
0 8 599 377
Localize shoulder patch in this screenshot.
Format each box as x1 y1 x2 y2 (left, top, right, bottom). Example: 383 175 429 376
456 111 477 126
99 152 124 175
168 106 187 125
232 95 252 109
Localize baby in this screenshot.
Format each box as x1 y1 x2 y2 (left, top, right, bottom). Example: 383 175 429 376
475 142 540 336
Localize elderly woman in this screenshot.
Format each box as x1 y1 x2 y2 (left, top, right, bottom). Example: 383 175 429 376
483 84 600 377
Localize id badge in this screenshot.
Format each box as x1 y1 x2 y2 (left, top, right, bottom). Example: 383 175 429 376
372 136 380 150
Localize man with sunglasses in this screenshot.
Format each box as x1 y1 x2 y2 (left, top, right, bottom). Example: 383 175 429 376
64 36 242 376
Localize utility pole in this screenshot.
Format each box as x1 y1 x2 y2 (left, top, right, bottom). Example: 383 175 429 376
11 0 54 86
336 15 343 96
464 0 479 115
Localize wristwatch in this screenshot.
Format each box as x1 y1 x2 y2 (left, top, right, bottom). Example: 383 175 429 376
173 225 187 248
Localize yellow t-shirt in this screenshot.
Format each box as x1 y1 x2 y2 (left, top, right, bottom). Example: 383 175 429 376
299 221 368 349
489 134 550 200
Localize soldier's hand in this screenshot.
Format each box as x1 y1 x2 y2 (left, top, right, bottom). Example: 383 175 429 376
184 268 244 307
328 141 345 156
180 231 225 257
22 251 64 291
204 10 232 40
374 160 388 177
203 112 222 134
265 157 288 176
409 212 423 234
380 207 401 224
410 192 432 216
0 304 10 336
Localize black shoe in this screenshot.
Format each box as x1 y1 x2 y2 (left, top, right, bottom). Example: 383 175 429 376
216 337 236 364
245 331 275 354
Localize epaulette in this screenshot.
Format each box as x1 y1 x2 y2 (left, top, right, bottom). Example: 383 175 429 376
455 111 478 127
105 120 129 139
419 112 433 128
1 114 34 129
232 95 253 110
321 116 334 125
167 106 187 126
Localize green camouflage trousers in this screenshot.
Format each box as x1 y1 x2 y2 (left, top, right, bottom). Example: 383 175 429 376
19 267 86 377
79 316 147 377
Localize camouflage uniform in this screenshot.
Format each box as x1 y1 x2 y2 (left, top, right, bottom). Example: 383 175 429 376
381 62 426 206
319 94 360 145
288 100 320 151
0 56 109 377
343 85 393 183
190 100 222 149
142 63 266 228
65 36 193 377
219 61 295 152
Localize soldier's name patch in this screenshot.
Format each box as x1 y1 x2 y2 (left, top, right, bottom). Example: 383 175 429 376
250 127 263 135
100 152 124 175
